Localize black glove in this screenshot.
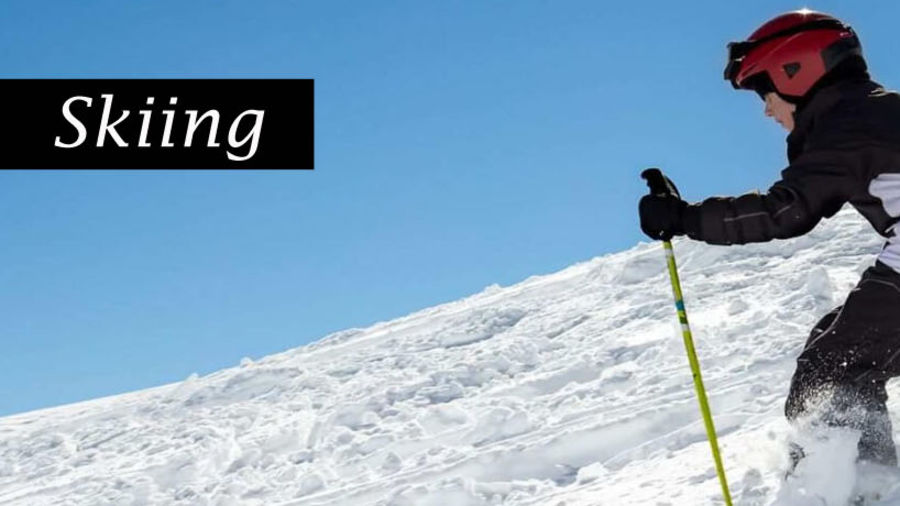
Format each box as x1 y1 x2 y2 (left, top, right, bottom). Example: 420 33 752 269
639 174 687 241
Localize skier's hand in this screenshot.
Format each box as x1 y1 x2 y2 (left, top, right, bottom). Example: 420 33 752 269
639 172 686 241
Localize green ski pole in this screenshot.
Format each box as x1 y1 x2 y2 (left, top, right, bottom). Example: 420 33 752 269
641 168 733 506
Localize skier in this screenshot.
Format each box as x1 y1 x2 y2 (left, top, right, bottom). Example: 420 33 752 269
639 10 900 469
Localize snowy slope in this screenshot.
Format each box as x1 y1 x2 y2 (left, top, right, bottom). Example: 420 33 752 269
1 207 898 505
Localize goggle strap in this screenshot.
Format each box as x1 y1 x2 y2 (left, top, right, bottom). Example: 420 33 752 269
744 18 850 53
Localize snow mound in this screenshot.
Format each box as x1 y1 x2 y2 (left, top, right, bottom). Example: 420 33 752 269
1 207 898 505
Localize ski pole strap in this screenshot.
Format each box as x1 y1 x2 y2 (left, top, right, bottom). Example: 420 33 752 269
663 240 733 506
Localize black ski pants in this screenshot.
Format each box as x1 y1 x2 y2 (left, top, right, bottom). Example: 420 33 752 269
785 261 900 466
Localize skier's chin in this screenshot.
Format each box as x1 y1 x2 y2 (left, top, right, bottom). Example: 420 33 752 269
774 119 792 132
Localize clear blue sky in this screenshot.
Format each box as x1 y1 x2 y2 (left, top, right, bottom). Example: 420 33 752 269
2 1 899 416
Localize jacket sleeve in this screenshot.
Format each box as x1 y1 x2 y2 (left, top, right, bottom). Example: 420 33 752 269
681 149 856 245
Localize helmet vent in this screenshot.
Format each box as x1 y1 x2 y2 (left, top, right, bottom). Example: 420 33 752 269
783 62 801 79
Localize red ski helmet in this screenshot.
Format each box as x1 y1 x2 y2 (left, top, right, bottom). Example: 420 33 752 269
724 10 863 99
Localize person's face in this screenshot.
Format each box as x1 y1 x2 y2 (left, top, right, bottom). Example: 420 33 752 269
764 92 797 131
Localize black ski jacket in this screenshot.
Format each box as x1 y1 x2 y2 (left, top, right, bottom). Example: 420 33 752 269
682 79 900 271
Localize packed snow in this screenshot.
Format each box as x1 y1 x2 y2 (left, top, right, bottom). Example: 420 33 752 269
3 207 900 505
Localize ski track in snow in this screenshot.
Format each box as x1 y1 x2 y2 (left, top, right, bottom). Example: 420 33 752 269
2 207 900 505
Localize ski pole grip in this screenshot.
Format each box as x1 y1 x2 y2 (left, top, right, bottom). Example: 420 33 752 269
641 168 672 198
